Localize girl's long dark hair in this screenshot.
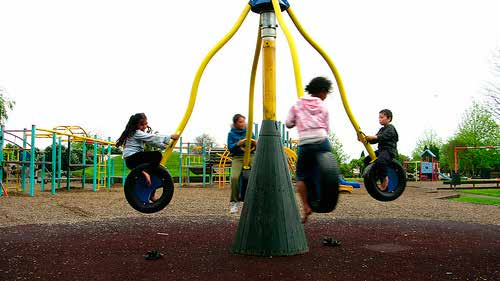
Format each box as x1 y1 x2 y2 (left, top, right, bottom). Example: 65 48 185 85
116 113 148 147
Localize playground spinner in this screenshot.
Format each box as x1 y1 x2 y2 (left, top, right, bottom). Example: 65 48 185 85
124 0 407 256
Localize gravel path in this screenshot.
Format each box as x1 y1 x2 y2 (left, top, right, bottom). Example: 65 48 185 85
1 181 498 227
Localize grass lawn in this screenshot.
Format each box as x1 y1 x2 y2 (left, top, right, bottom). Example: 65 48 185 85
449 188 500 206
458 189 500 197
71 152 186 178
344 178 363 182
451 196 500 206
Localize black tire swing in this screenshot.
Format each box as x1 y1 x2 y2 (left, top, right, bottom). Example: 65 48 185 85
363 158 406 201
304 151 340 213
124 163 175 214
238 139 257 201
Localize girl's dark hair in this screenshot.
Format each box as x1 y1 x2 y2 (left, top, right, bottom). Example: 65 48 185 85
305 76 332 96
232 113 245 125
116 113 148 147
379 109 393 121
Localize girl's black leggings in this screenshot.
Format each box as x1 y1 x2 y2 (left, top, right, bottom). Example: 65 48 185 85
125 151 162 170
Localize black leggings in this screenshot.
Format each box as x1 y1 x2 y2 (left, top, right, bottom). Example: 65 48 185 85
125 151 162 170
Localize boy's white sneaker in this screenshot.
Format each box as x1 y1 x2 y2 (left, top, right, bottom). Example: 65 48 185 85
230 202 239 214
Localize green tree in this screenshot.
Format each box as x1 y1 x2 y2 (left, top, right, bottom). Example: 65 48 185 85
398 153 411 163
0 87 15 125
43 143 99 171
341 157 365 178
455 101 499 146
82 129 120 154
442 101 500 175
411 129 443 160
482 46 500 120
110 145 122 154
44 145 69 170
185 133 218 155
328 132 349 175
439 139 464 173
194 133 217 152
328 132 348 164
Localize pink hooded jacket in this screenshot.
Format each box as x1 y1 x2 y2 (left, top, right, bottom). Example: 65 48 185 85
286 96 329 142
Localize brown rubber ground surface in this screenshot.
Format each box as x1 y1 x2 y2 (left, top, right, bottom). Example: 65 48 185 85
1 216 498 281
1 182 499 280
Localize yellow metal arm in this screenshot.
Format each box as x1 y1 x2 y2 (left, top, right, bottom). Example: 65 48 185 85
271 0 304 99
286 7 376 160
161 4 251 166
243 27 262 168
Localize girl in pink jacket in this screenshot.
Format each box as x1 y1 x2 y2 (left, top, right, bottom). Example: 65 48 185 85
286 76 332 223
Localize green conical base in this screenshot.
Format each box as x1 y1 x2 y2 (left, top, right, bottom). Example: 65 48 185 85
231 120 308 256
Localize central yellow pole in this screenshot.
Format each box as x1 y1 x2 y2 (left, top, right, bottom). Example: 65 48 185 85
261 13 277 121
262 40 276 120
232 9 308 256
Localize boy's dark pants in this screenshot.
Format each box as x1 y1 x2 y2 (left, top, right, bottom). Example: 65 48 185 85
375 150 393 178
364 150 394 179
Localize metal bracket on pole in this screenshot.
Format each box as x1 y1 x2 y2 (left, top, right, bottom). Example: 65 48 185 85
249 0 290 14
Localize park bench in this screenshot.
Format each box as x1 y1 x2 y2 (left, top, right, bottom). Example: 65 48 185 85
443 178 500 188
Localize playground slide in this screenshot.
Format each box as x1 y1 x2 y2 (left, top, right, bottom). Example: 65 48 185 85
438 172 452 181
339 178 361 188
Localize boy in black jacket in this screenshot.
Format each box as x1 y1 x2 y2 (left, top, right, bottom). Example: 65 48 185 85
364 109 398 191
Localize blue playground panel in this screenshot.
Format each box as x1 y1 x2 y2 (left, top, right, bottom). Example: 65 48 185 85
387 168 398 193
339 178 361 188
249 0 290 8
134 175 162 203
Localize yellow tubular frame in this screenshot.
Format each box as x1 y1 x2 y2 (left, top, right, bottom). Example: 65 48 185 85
160 5 251 166
262 39 277 120
271 0 304 99
243 28 262 168
286 8 377 160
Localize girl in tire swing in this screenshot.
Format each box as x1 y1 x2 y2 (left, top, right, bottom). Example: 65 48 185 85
116 113 179 200
286 76 333 223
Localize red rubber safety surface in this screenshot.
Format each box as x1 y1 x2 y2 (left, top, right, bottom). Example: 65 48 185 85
1 217 498 281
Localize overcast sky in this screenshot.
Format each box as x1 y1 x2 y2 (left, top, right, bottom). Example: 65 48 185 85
1 0 499 159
